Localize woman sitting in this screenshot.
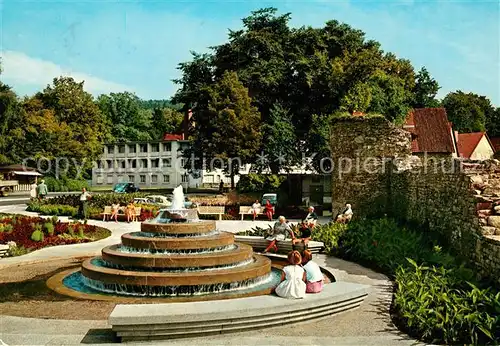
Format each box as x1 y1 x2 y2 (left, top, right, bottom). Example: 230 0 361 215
302 250 324 293
264 200 274 221
336 203 353 224
264 216 292 253
126 201 136 223
251 200 261 221
275 250 306 299
110 203 120 223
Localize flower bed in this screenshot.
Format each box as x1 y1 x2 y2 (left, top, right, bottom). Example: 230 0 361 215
0 214 111 256
310 218 500 345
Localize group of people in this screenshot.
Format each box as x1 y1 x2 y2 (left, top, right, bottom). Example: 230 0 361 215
264 206 318 253
250 199 275 221
108 201 137 223
30 180 48 200
274 249 324 299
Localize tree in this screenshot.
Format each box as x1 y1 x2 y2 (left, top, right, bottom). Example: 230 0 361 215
0 81 25 164
412 67 440 108
25 77 107 177
174 8 426 172
260 104 297 173
486 107 500 138
185 71 262 188
442 91 495 133
97 91 152 142
149 107 184 140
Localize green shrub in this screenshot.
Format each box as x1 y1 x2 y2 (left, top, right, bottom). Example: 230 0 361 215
51 215 59 224
9 245 29 257
30 230 44 242
394 259 500 345
43 222 54 235
78 226 85 238
68 225 75 237
44 176 89 192
311 222 348 254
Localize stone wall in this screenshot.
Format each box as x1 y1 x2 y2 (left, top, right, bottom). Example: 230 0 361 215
330 116 500 283
330 115 411 218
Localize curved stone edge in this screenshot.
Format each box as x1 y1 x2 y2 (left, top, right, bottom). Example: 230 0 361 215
109 281 370 341
46 267 279 303
141 221 216 235
121 232 234 250
101 243 253 268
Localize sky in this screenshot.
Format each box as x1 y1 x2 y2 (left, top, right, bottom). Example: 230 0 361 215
1 0 499 106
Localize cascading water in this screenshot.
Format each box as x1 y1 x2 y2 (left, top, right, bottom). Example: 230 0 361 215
59 185 276 298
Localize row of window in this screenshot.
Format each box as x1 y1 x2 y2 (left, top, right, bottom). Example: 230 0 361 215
107 142 190 154
97 158 187 169
96 174 189 184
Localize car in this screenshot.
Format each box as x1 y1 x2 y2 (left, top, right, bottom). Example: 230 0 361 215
146 195 172 207
133 197 152 204
113 183 140 193
261 193 278 207
166 194 193 208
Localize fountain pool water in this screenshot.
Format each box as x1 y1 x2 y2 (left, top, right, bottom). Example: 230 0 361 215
49 185 276 299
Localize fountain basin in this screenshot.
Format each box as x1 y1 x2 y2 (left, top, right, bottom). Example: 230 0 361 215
141 221 215 235
101 243 254 268
121 232 234 250
81 255 271 286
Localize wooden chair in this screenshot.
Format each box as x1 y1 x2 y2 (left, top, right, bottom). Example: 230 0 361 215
134 207 142 222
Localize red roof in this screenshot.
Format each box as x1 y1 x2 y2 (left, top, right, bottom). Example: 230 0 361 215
490 137 500 152
404 108 456 153
163 133 184 141
457 132 495 158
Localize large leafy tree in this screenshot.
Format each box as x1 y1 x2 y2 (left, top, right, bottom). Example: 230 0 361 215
412 67 440 108
0 81 25 164
442 91 495 133
97 91 152 142
486 107 500 138
150 107 184 140
174 8 423 171
23 77 107 177
184 71 262 188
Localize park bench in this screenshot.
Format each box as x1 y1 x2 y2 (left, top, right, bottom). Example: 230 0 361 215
238 206 266 220
234 235 324 254
0 244 9 258
197 206 225 220
101 206 142 221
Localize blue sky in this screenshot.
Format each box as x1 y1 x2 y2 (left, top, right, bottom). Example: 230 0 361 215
1 0 499 105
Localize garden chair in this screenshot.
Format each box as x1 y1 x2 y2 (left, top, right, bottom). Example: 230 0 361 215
134 207 142 222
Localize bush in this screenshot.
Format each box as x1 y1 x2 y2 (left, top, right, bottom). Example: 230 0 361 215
236 174 286 193
44 176 89 192
311 222 348 254
43 222 54 235
30 230 44 242
9 245 29 257
394 259 500 345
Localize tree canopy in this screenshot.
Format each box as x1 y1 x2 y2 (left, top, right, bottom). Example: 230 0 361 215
442 91 495 133
173 7 435 172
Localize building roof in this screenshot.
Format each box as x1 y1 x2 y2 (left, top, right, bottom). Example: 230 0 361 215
404 108 456 153
0 164 39 173
457 132 494 159
163 133 184 141
490 137 500 152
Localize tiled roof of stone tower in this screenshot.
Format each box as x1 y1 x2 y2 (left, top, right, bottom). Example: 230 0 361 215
405 108 456 153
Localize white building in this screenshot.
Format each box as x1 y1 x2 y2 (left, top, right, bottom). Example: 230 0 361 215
92 136 201 189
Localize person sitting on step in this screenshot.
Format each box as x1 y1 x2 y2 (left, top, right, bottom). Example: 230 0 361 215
301 250 324 293
274 250 307 299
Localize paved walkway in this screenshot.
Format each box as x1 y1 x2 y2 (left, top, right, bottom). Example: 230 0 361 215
0 204 420 345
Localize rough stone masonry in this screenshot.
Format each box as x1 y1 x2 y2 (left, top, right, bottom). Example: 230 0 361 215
330 115 500 283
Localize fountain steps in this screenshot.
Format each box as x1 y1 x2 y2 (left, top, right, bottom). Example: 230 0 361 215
141 221 215 235
101 243 253 268
82 255 271 286
121 232 234 250
109 281 370 341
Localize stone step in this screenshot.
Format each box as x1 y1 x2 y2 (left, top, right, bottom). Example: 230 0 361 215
115 297 365 338
109 281 370 342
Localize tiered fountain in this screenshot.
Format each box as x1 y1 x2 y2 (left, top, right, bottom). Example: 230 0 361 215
53 185 278 299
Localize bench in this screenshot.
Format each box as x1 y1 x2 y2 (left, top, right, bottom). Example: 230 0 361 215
234 235 324 254
197 206 225 220
101 207 142 221
0 244 9 258
238 206 266 220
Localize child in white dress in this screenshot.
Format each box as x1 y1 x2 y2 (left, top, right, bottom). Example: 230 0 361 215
274 250 306 299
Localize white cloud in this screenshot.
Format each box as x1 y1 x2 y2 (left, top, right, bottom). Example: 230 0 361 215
0 50 133 95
